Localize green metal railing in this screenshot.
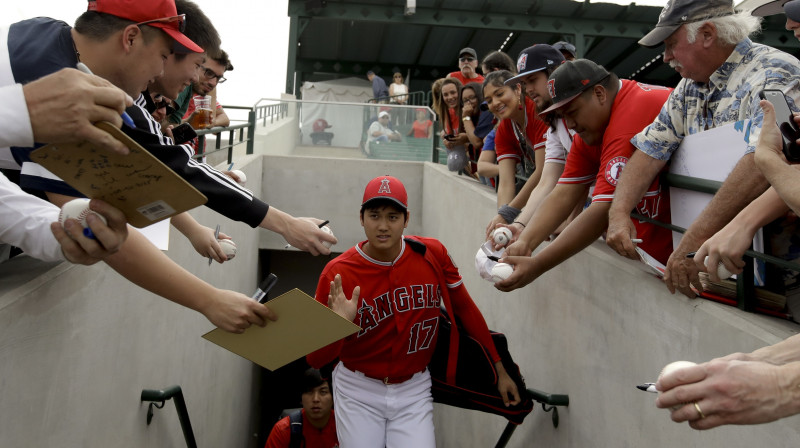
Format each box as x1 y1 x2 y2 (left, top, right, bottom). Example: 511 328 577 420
141 385 197 448
367 90 427 106
494 388 570 448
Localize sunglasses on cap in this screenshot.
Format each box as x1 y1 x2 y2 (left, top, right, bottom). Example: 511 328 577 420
135 14 186 33
201 67 227 84
459 56 475 62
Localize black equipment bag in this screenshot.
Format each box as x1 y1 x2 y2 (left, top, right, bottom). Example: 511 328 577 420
429 308 533 425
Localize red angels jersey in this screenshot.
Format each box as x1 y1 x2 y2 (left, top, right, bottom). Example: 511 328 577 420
307 237 500 379
558 79 673 264
494 97 549 169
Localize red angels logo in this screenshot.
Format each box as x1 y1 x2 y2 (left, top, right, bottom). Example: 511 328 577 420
580 79 590 86
517 53 528 73
547 79 556 99
605 156 628 186
378 178 391 194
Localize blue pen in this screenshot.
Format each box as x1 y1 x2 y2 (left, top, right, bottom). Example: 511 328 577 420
228 162 234 170
76 62 136 129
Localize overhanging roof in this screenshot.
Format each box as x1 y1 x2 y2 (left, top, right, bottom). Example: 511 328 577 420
286 0 800 96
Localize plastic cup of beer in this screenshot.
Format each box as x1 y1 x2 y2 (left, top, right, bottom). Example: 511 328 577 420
191 95 213 129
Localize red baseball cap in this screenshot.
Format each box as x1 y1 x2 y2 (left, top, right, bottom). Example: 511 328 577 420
87 0 203 53
362 175 408 210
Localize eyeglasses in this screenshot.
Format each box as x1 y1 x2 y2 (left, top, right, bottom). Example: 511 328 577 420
135 14 186 33
201 67 227 83
459 57 475 62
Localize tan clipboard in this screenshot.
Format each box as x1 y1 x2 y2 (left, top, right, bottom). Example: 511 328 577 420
29 121 207 228
202 288 361 371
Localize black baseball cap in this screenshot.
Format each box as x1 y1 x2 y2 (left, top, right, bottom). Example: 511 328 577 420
552 41 577 59
638 0 735 48
505 44 565 86
540 59 610 115
752 0 800 21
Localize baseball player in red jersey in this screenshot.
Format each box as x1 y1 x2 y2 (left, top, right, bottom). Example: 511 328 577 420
307 175 520 448
496 59 674 292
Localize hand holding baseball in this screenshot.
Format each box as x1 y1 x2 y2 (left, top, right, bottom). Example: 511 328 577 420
51 199 128 265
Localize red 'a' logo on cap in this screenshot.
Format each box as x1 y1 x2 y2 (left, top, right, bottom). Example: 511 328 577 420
547 79 556 99
378 178 391 194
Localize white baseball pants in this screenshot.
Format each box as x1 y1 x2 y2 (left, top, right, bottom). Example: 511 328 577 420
332 362 435 448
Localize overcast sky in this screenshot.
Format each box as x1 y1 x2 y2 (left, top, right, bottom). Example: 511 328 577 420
2 1 290 107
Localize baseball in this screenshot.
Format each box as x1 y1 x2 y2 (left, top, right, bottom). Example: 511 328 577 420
492 227 512 246
231 169 247 186
58 198 107 236
658 360 697 380
218 239 237 260
490 262 513 283
320 225 335 249
658 360 698 410
704 256 733 279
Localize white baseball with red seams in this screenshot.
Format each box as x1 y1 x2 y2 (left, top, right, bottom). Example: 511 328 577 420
492 227 512 246
58 198 107 228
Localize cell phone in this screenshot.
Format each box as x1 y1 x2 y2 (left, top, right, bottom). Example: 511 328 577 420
758 89 800 161
171 122 198 145
443 134 455 141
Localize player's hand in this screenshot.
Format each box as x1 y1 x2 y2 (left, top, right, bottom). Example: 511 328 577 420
692 223 749 282
328 274 359 322
663 237 703 298
606 213 639 261
495 361 521 407
283 217 337 256
494 255 541 292
202 289 276 333
51 199 129 265
24 68 133 154
485 214 508 241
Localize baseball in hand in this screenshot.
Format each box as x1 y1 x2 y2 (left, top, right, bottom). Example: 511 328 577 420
320 225 335 249
230 169 247 186
658 360 698 409
218 239 237 260
490 262 513 283
704 256 733 279
492 227 512 247
58 198 107 239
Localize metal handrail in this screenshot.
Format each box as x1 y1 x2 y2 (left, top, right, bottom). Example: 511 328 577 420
494 387 570 448
367 90 427 106
141 385 197 448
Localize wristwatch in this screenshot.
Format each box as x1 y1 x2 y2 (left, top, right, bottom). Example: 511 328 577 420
463 116 471 121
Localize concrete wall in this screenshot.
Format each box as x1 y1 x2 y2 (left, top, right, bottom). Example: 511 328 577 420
2 135 800 446
0 158 268 448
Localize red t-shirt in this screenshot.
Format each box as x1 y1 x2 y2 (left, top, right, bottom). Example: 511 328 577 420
494 96 549 168
558 80 673 264
412 119 432 138
264 409 338 448
307 237 500 379
447 71 485 86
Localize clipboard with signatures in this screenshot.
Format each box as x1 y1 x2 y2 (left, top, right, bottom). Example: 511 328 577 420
29 121 207 228
202 288 361 371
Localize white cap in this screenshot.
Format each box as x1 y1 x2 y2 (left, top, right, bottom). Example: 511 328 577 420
378 111 390 119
